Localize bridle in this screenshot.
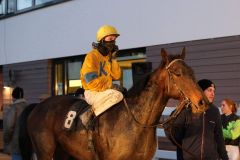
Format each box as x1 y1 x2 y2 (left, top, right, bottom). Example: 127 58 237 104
123 58 199 159
123 58 193 128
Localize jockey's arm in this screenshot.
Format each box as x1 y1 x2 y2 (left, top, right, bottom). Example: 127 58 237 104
84 75 111 92
109 59 121 80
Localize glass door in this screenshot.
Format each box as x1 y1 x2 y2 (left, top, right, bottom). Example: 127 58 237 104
53 61 66 95
52 56 84 96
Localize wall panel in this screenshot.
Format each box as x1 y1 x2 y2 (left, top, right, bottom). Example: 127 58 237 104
2 60 51 104
147 36 240 106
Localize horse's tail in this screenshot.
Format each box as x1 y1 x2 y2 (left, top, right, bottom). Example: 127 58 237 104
19 103 38 160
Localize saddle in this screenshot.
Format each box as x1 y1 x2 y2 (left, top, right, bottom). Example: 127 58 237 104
63 99 96 151
63 85 126 131
63 99 95 131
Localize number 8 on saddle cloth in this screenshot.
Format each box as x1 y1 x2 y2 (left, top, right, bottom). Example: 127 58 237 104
63 99 92 131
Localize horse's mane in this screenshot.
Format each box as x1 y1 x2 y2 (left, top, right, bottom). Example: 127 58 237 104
126 73 151 98
126 53 193 98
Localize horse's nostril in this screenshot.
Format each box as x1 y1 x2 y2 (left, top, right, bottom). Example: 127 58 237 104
198 99 204 106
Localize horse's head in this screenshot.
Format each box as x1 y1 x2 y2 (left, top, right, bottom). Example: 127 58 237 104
157 47 208 113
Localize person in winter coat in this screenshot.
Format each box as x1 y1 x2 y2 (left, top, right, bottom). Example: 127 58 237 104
165 79 228 160
3 87 28 160
221 98 240 160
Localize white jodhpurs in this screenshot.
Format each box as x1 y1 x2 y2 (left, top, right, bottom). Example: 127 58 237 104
84 89 123 116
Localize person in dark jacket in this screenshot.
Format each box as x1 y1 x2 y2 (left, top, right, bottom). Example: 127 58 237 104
165 79 228 160
220 98 240 160
3 87 28 160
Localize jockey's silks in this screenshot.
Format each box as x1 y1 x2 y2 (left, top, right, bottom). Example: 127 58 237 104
81 49 121 92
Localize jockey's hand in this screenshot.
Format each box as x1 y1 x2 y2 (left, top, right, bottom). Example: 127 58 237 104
112 84 127 95
110 45 119 60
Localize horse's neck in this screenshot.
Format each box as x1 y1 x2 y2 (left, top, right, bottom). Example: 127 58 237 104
129 85 168 126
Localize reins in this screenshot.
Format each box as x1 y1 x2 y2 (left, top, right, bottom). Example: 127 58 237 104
123 97 190 128
123 58 198 159
123 59 191 128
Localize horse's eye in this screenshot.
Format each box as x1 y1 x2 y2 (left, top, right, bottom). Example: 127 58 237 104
169 68 182 77
175 73 181 76
173 70 182 77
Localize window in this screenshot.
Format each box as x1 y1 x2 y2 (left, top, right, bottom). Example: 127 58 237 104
0 0 69 19
117 47 146 89
122 69 133 90
52 48 146 96
35 0 53 5
67 60 82 94
0 0 6 15
17 0 32 10
7 0 15 13
54 62 65 95
53 56 84 96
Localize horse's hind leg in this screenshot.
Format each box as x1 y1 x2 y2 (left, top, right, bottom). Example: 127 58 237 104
54 146 74 160
30 131 56 160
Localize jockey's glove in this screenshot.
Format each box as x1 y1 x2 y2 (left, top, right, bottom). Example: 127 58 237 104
110 45 119 60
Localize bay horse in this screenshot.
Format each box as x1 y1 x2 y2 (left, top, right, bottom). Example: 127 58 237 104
24 48 208 160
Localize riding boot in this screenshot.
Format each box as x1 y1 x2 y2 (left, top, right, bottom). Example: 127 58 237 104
80 109 94 129
79 109 95 151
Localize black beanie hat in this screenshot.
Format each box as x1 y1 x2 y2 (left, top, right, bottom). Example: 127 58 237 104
12 87 24 99
197 79 215 91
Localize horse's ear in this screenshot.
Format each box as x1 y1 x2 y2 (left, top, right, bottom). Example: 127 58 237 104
161 48 169 65
180 47 186 60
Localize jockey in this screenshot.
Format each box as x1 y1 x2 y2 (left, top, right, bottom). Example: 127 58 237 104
80 25 124 127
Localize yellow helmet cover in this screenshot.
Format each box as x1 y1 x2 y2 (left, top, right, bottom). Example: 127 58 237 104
96 25 120 42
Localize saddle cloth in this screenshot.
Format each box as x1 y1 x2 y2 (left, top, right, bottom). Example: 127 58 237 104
63 89 123 131
63 99 90 131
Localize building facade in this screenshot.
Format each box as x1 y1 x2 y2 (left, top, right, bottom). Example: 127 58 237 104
1 0 240 107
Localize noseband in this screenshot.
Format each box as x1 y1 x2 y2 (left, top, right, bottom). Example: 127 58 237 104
166 59 200 114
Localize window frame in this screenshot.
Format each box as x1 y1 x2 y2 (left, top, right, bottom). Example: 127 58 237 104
0 0 71 20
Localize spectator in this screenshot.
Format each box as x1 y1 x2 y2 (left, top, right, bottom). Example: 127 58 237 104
3 86 28 160
165 79 228 160
221 98 240 160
